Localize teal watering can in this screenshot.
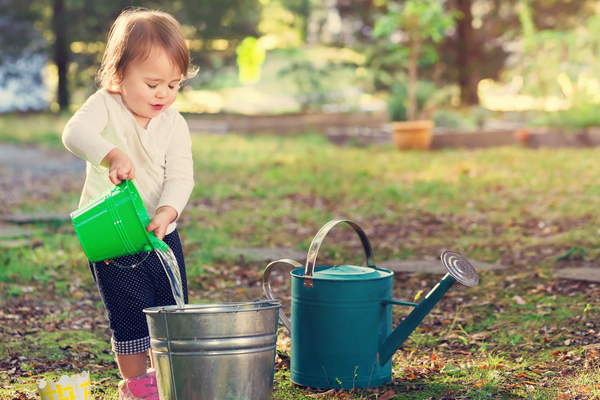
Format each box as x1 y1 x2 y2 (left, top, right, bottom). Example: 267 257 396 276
263 219 479 389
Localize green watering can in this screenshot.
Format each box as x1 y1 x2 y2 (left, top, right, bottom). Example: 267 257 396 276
71 179 168 263
263 219 479 389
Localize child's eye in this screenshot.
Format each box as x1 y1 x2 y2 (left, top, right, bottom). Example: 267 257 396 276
148 84 157 89
168 85 175 90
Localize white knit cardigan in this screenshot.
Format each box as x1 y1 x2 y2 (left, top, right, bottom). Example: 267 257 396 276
62 88 194 235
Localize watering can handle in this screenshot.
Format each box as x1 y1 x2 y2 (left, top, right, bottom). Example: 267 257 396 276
262 259 303 335
303 219 375 288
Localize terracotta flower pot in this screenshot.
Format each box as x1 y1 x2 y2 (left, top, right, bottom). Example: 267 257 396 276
514 128 530 146
390 120 434 150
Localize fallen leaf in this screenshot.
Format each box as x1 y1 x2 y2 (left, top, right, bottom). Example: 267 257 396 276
470 332 490 340
379 390 396 400
441 364 460 373
308 389 336 398
452 350 472 355
543 333 549 343
503 383 519 389
576 385 600 391
513 295 527 305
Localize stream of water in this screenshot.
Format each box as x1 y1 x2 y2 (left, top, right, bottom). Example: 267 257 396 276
155 247 185 309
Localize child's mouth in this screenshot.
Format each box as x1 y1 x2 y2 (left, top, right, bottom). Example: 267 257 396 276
151 104 164 110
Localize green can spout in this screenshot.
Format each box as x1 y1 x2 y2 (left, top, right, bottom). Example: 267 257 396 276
378 251 479 366
150 235 169 252
378 273 456 365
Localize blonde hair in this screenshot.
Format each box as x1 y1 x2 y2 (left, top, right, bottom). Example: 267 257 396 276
96 8 197 91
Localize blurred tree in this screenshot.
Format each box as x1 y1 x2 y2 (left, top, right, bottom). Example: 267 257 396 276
455 0 478 105
508 1 600 102
373 0 454 120
0 0 46 109
0 0 262 111
331 0 594 105
280 0 311 42
443 0 594 105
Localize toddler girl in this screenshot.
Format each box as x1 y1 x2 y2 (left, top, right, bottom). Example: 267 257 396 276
62 8 196 400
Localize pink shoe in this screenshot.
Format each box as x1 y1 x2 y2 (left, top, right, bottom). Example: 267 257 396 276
118 370 159 400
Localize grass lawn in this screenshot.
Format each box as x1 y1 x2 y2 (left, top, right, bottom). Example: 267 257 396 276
1 114 599 399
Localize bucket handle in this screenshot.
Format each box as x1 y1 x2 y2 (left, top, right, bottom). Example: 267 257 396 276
303 219 375 288
106 250 152 269
262 258 303 335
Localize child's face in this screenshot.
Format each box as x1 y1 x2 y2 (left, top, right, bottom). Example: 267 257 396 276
119 48 182 128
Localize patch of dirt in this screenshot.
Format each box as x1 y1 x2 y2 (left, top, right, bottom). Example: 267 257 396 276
0 145 84 215
188 197 595 268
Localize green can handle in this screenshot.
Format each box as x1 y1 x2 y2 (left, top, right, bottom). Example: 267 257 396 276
303 219 376 288
262 258 303 335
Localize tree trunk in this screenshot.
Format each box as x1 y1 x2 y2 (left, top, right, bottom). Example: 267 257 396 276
53 0 69 111
407 39 421 121
456 0 479 105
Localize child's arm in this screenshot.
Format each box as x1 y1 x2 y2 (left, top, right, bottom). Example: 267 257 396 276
63 92 135 184
62 92 116 170
146 114 194 239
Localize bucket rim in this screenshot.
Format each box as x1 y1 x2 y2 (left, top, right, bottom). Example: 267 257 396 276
143 300 281 314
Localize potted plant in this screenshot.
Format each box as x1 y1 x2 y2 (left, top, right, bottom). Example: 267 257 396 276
374 0 455 150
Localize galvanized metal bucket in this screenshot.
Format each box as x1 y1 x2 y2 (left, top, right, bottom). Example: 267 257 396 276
144 300 281 400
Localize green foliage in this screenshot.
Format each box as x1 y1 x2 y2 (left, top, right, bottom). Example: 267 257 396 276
373 0 455 45
510 11 600 103
469 106 493 129
236 37 266 85
1 0 263 108
530 101 600 130
373 0 455 120
433 109 464 128
387 80 435 121
277 55 353 113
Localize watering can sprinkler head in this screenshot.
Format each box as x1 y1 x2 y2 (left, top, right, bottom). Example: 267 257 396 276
441 250 480 287
377 251 479 365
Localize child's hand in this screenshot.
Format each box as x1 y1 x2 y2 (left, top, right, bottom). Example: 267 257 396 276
102 148 136 184
146 206 178 240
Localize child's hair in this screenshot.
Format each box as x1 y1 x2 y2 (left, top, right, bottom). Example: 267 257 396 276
96 7 197 91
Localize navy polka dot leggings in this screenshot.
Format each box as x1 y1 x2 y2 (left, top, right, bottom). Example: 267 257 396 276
89 229 188 355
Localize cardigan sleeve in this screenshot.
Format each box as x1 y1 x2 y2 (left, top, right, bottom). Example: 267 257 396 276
156 113 194 219
62 91 117 170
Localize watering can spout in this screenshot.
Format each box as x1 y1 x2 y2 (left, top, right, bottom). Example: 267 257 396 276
377 251 479 366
